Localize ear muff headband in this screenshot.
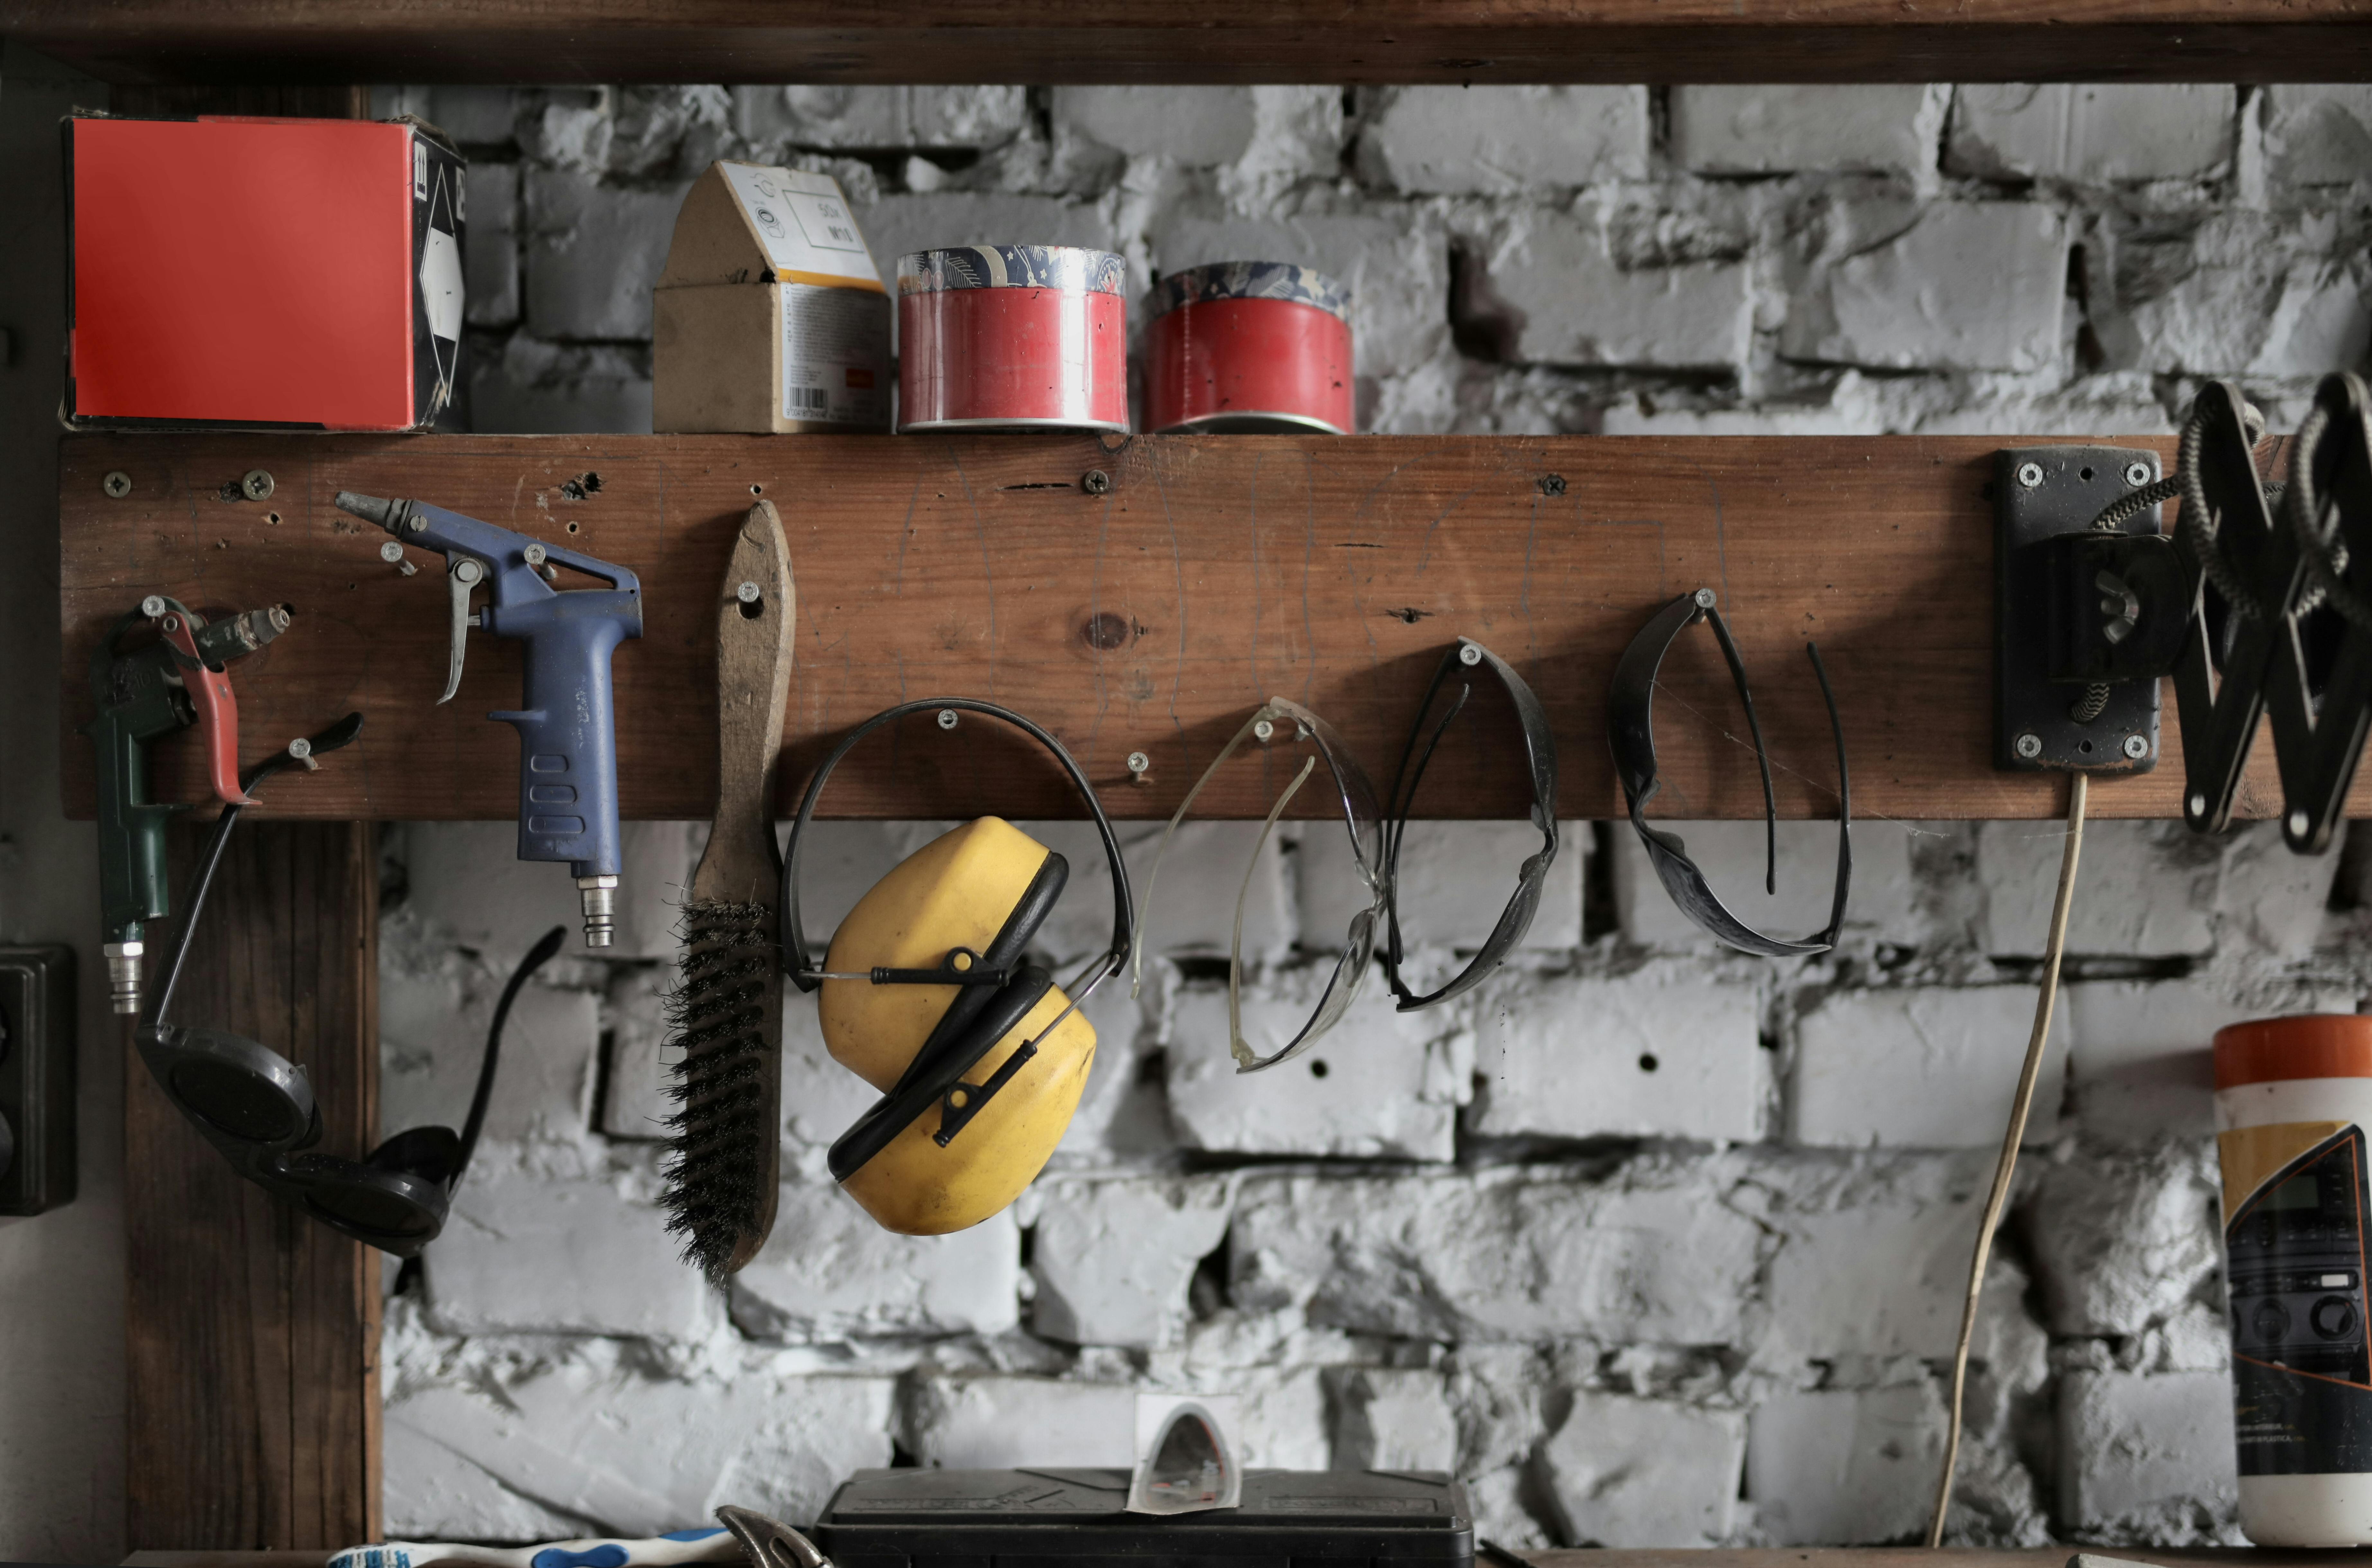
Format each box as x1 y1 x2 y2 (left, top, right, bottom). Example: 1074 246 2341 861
780 699 1135 1173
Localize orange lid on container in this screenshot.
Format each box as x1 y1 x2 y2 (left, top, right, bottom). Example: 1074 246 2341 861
2214 1014 2372 1088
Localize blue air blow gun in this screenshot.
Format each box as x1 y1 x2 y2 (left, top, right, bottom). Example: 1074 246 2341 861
337 492 642 947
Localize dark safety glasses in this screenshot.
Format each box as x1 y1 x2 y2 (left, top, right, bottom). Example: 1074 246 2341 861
1133 697 1384 1073
137 713 565 1255
1381 637 1561 1010
1608 588 1852 958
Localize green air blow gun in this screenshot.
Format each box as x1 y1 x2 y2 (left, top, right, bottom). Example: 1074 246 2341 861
83 595 291 1014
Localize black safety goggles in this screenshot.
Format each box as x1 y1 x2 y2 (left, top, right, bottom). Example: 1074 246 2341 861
1608 589 1852 957
137 713 564 1256
1381 638 1561 1010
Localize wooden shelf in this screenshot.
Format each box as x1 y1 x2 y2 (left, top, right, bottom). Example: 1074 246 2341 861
10 1 2368 86
57 429 2351 825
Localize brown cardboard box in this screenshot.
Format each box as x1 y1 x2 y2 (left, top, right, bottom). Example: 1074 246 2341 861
653 162 890 433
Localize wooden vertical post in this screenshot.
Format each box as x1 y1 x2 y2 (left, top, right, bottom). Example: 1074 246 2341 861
125 822 382 1550
112 81 381 1553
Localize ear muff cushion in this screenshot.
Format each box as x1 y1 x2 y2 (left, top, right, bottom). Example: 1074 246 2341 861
820 817 1060 1089
840 984 1098 1235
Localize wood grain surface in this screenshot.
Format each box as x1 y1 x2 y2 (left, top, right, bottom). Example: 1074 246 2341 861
126 821 381 1551
8 0 2367 85
58 430 2354 825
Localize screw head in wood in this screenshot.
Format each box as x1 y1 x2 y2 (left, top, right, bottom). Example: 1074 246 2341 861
1693 587 1717 610
1252 718 1275 743
2016 462 2044 490
1539 474 1566 497
242 469 274 501
2015 732 2043 759
2122 733 2149 760
938 708 959 730
1081 469 1111 495
103 470 132 499
736 580 762 604
1126 751 1150 775
2124 461 2152 487
140 594 166 619
523 542 548 566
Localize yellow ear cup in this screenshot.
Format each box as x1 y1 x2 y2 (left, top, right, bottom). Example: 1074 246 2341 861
840 987 1096 1235
820 816 1052 1087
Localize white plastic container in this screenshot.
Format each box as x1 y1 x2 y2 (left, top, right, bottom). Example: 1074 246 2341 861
2215 1014 2372 1545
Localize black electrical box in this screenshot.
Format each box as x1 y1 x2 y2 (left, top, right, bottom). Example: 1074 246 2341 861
0 946 76 1215
813 1468 1473 1568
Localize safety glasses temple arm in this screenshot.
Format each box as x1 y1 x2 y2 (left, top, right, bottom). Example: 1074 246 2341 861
1132 709 1267 997
1229 756 1316 1070
1807 642 1855 945
1702 607 1779 896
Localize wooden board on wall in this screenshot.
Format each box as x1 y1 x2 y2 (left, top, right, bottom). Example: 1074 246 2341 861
8 0 2368 84
126 821 381 1551
58 430 2351 825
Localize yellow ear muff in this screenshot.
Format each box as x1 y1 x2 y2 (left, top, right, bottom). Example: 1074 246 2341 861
839 988 1095 1235
820 817 1098 1235
820 817 1052 1081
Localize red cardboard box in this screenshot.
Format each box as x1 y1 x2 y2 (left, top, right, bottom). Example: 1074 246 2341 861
66 113 464 431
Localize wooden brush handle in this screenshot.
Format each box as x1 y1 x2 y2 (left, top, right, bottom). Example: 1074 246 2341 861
693 500 795 906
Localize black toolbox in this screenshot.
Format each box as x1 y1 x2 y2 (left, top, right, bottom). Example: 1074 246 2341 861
811 1468 1474 1568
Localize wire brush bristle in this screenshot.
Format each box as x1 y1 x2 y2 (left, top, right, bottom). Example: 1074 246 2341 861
660 898 776 1284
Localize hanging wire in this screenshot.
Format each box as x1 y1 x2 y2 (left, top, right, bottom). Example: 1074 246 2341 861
1925 772 2088 1548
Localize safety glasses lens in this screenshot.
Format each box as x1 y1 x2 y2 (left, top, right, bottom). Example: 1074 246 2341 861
305 1180 442 1241
168 1059 308 1143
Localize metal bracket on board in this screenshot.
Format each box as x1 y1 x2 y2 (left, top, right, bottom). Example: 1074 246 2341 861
0 945 76 1216
1995 444 2168 774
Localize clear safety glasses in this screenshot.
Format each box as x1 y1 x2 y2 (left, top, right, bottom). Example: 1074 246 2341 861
1132 698 1384 1073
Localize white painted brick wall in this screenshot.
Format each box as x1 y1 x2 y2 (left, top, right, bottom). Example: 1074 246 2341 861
1747 1383 1944 1546
1541 1394 1746 1546
1329 1367 1460 1470
388 1350 895 1535
431 1165 716 1339
1759 1158 1984 1363
1782 200 2071 374
1483 207 1754 369
1229 1164 1761 1343
2058 1370 2239 1534
377 76 2372 1548
732 1187 1020 1341
1978 818 2222 956
1791 985 2069 1148
906 1375 1135 1467
1472 962 1764 1143
2027 1144 2224 1336
1054 86 1257 166
1164 970 1464 1160
1671 85 1947 177
1028 1174 1230 1349
1360 87 1649 193
2262 85 2372 188
1947 85 2236 183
